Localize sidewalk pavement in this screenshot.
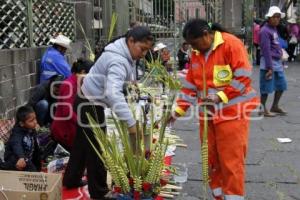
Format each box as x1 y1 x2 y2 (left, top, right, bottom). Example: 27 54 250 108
172 62 300 200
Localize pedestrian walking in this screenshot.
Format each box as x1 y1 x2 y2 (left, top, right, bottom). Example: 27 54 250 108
259 6 288 116
169 19 259 200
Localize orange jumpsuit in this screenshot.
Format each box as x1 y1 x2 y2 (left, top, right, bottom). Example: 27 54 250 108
175 31 260 200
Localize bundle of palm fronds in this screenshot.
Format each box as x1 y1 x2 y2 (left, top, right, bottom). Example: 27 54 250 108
86 94 176 200
139 58 181 94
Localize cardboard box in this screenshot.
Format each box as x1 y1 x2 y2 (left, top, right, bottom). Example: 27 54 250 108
0 170 61 200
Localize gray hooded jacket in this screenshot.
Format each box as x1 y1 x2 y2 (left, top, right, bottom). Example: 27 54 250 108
81 38 136 127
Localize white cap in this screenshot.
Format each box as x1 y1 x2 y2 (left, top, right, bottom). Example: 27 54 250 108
153 42 167 51
287 18 296 24
50 34 72 49
265 6 285 19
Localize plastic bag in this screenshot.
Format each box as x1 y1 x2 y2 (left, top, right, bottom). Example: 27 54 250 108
54 144 70 158
47 157 69 173
289 35 298 44
281 49 289 61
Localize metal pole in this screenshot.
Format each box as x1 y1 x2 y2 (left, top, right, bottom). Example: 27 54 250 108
98 0 101 42
142 0 144 24
166 0 169 29
27 0 34 47
230 0 234 28
159 0 161 37
158 0 161 22
73 1 77 40
206 0 209 21
132 0 134 22
131 0 134 22
173 0 177 71
135 0 138 22
170 0 173 34
179 0 182 46
158 0 161 37
154 0 156 25
163 0 165 28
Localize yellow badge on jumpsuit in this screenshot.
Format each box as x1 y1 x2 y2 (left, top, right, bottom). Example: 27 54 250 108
213 65 233 86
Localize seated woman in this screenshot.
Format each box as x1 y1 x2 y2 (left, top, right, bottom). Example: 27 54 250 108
50 58 93 152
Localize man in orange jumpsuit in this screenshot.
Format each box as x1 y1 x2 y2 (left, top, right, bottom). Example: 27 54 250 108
170 19 259 200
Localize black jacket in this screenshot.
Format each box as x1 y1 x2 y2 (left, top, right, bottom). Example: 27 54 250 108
177 49 189 70
4 125 40 168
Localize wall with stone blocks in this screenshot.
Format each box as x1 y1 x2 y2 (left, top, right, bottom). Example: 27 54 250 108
0 47 45 119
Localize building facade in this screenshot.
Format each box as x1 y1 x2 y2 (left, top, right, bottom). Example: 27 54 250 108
174 0 206 23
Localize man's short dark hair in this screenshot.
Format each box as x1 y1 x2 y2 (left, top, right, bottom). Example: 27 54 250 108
16 106 35 123
71 58 94 74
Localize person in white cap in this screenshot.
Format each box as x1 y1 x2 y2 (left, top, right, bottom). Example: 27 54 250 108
259 6 287 117
40 34 72 83
153 42 167 51
153 42 170 66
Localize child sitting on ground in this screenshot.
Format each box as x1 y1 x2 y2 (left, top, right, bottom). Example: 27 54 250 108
0 106 41 172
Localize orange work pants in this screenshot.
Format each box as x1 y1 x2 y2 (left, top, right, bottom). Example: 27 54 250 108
200 118 249 199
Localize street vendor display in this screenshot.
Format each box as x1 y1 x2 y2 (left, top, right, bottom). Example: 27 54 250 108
86 52 182 199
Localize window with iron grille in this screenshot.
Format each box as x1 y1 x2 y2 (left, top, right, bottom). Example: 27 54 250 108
0 0 75 49
0 0 29 49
